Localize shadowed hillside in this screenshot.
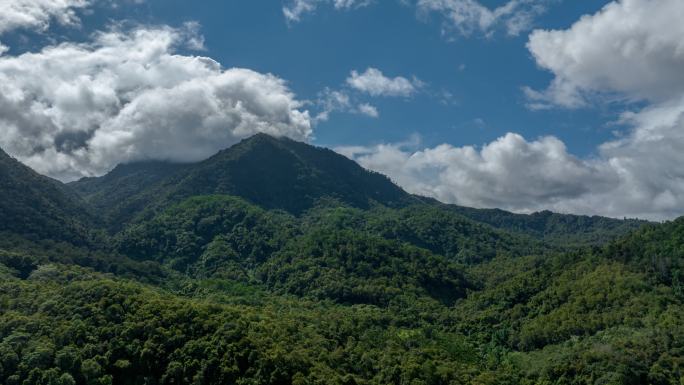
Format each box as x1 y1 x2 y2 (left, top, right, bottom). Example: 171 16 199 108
0 149 95 245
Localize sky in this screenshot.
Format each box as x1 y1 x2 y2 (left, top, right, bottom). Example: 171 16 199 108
0 0 683 220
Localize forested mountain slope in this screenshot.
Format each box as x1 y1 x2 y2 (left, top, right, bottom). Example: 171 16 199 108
71 134 648 245
69 161 187 229
449 217 684 383
444 205 649 246
0 134 680 385
1 215 681 384
165 134 415 213
0 149 95 245
69 134 416 228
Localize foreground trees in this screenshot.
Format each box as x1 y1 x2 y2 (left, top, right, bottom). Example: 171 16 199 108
1 207 682 384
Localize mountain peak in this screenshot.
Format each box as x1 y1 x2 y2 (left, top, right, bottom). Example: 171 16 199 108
167 134 414 214
212 133 294 159
242 132 287 142
69 135 416 224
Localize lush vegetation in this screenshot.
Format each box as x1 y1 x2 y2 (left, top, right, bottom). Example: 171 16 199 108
0 149 97 246
70 134 415 228
1 134 681 384
444 205 648 247
0 264 484 385
68 161 185 231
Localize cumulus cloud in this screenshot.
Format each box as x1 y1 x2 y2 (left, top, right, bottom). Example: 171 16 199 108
347 68 422 97
417 0 549 37
338 0 684 220
0 0 90 34
313 67 421 120
312 67 421 120
315 88 351 122
526 0 684 108
283 0 371 23
337 122 684 220
315 88 379 121
0 25 312 181
357 103 379 117
337 133 619 214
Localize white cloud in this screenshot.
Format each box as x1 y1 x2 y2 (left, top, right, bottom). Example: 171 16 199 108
347 67 421 97
0 0 90 34
0 25 312 181
283 0 371 23
337 122 684 220
417 0 549 37
315 88 351 122
179 21 206 51
313 67 419 121
338 0 684 220
526 0 684 108
314 67 418 120
284 0 549 38
315 88 379 120
357 103 379 117
338 133 619 215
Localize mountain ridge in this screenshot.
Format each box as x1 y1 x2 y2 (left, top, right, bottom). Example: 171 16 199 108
67 134 651 240
70 134 419 227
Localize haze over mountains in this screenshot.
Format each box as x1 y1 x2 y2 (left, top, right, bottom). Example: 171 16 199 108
0 134 681 384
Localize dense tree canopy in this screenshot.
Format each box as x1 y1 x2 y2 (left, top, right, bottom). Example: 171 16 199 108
0 134 680 384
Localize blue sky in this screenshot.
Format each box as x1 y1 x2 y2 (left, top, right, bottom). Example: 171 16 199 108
156 0 619 154
1 0 684 220
3 0 615 153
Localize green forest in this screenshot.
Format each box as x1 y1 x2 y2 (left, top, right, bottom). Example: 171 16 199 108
0 134 680 385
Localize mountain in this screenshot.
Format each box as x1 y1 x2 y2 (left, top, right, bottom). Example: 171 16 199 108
71 134 417 227
71 161 185 209
72 134 646 245
165 133 416 212
449 216 684 383
0 148 94 245
69 161 186 228
601 216 684 285
2 134 679 385
443 205 649 246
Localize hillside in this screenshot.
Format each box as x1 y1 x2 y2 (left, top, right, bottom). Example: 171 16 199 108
448 217 684 383
0 135 681 385
0 149 95 245
444 205 649 246
2 212 681 385
71 134 647 246
69 161 186 229
167 134 415 212
70 134 417 227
